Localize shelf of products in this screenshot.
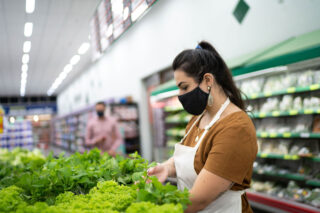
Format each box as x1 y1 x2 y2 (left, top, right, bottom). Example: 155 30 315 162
253 162 320 186
0 120 34 150
52 101 140 155
250 109 320 118
245 61 320 211
244 83 320 100
110 103 140 154
256 132 320 139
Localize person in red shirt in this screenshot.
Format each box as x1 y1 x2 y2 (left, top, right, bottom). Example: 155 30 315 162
85 101 123 156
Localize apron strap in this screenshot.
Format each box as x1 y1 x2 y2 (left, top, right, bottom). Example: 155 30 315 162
180 98 230 146
180 112 204 143
194 98 230 150
205 98 230 130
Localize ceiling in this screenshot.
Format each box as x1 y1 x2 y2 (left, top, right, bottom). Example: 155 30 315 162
0 0 100 96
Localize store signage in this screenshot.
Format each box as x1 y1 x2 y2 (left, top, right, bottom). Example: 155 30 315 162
3 103 57 116
233 0 250 24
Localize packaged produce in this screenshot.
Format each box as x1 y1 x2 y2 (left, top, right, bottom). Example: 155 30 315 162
297 70 313 87
282 73 297 88
293 97 303 111
240 77 264 95
279 95 293 111
313 70 320 84
260 98 279 113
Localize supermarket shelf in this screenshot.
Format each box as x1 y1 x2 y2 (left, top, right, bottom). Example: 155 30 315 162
165 118 190 124
257 153 300 160
306 179 320 187
250 109 320 118
245 83 320 100
256 132 320 139
247 191 320 213
164 106 184 113
257 153 320 162
253 169 307 181
312 157 320 162
166 129 185 138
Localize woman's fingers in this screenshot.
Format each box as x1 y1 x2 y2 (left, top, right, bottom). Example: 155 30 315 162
147 165 162 176
147 166 157 176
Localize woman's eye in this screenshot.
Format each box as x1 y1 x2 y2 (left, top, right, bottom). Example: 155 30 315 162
182 87 188 91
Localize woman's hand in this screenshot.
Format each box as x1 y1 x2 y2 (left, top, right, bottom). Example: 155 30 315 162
147 164 169 183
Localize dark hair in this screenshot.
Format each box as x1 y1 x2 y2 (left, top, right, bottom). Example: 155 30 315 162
96 101 106 107
172 41 245 110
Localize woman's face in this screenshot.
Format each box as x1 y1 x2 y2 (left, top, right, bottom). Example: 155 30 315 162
174 69 208 96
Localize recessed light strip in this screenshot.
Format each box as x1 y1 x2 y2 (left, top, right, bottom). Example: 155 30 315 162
47 42 90 96
21 0 36 96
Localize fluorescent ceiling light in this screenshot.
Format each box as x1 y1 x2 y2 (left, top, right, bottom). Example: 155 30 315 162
78 42 90 55
47 64 73 96
21 78 27 85
123 7 129 20
26 0 35 14
63 64 73 74
59 72 67 81
55 78 63 86
22 54 29 64
107 25 113 37
131 3 148 22
21 71 28 79
24 22 33 37
23 41 31 53
22 64 28 72
70 55 80 65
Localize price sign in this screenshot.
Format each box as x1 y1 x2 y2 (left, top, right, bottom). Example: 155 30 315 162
287 87 296 93
310 84 320 91
272 111 280 117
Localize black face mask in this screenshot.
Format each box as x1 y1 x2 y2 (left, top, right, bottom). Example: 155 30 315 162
97 111 104 117
178 86 209 115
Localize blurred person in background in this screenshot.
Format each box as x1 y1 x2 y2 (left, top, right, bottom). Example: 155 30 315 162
85 101 123 156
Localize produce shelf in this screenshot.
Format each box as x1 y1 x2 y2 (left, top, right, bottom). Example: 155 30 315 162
257 153 300 160
250 109 320 118
165 117 190 124
306 179 320 187
164 106 184 112
166 129 185 138
256 153 320 162
244 83 320 100
256 132 320 139
253 170 307 181
247 191 320 213
311 157 320 163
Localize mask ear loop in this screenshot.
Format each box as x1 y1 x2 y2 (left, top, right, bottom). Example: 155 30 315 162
207 86 213 107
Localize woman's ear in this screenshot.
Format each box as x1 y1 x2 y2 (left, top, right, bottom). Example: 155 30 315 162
203 73 215 87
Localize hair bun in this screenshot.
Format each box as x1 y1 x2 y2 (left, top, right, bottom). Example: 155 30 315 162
198 41 215 52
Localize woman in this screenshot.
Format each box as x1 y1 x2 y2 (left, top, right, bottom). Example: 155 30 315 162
148 41 257 213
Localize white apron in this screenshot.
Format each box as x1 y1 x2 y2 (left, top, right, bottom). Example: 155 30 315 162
174 98 245 213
